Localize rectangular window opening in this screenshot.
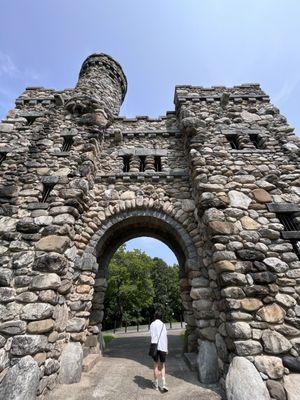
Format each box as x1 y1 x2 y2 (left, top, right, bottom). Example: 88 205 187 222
154 156 162 172
226 134 240 150
0 152 7 165
61 136 74 152
249 134 264 149
41 183 55 203
122 155 131 172
277 213 298 231
139 156 146 172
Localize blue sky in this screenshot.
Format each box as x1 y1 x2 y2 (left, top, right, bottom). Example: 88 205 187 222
126 238 178 266
1 0 299 264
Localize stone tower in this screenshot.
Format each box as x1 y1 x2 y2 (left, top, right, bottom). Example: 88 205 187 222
0 53 300 399
65 53 127 126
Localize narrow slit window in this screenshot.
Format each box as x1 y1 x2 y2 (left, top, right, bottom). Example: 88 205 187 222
41 183 55 203
154 156 162 172
0 152 7 165
61 136 74 152
277 213 298 231
226 134 240 150
249 134 264 149
139 156 146 172
122 155 131 172
25 116 37 125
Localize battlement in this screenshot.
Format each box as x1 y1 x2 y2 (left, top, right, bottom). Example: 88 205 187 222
174 83 269 107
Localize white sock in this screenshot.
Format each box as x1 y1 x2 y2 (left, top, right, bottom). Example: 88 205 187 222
154 379 158 387
162 378 166 386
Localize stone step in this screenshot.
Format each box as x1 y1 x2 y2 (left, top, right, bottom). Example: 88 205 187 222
183 352 198 371
82 354 101 372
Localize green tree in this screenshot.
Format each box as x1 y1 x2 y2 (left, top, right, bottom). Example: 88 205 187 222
150 257 171 321
104 245 154 328
150 258 182 322
165 263 182 320
103 245 182 330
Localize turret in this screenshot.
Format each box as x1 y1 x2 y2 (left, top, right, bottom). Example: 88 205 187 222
65 53 127 127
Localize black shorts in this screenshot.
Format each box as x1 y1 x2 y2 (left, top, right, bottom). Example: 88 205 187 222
152 350 167 363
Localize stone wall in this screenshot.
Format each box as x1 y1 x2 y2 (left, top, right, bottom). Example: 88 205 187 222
0 54 300 399
176 83 300 398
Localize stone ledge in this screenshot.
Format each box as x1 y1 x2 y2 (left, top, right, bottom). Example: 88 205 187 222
95 171 189 183
27 202 49 210
228 149 274 154
117 148 168 156
113 112 176 122
60 128 78 137
282 231 300 240
41 176 59 184
104 129 181 138
52 151 72 157
0 146 12 153
17 98 55 106
267 203 300 213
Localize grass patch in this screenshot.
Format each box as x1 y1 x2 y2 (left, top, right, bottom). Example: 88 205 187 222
103 333 115 347
179 330 186 341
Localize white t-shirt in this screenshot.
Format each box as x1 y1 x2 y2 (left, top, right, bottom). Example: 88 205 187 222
150 319 168 352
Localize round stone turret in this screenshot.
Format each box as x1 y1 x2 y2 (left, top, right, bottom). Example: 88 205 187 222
65 53 127 127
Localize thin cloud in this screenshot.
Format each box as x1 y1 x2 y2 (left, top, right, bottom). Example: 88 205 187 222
0 52 18 77
0 51 41 81
0 51 43 119
273 77 300 105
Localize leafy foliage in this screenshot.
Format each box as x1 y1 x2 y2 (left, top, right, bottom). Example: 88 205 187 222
150 257 182 322
103 244 182 329
104 245 154 328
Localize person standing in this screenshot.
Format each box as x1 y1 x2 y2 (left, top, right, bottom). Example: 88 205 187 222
149 311 168 392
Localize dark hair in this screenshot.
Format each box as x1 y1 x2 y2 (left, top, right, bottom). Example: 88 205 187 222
154 311 162 320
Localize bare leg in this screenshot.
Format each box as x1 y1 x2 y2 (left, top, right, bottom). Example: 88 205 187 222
152 361 159 389
159 362 165 380
159 363 168 391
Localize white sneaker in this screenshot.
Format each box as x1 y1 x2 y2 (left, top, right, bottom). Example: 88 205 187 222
161 384 169 393
152 381 159 391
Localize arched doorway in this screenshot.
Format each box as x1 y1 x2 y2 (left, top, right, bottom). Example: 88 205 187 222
76 209 201 354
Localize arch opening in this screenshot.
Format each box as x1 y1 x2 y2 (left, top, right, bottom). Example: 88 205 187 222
95 215 190 272
102 238 181 332
83 209 200 354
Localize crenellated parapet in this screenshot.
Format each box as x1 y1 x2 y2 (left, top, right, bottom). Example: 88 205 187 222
174 83 269 107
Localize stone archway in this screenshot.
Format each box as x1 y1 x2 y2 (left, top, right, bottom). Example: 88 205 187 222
2 52 300 399
75 209 201 354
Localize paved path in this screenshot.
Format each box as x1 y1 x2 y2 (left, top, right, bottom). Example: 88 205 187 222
49 330 222 400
